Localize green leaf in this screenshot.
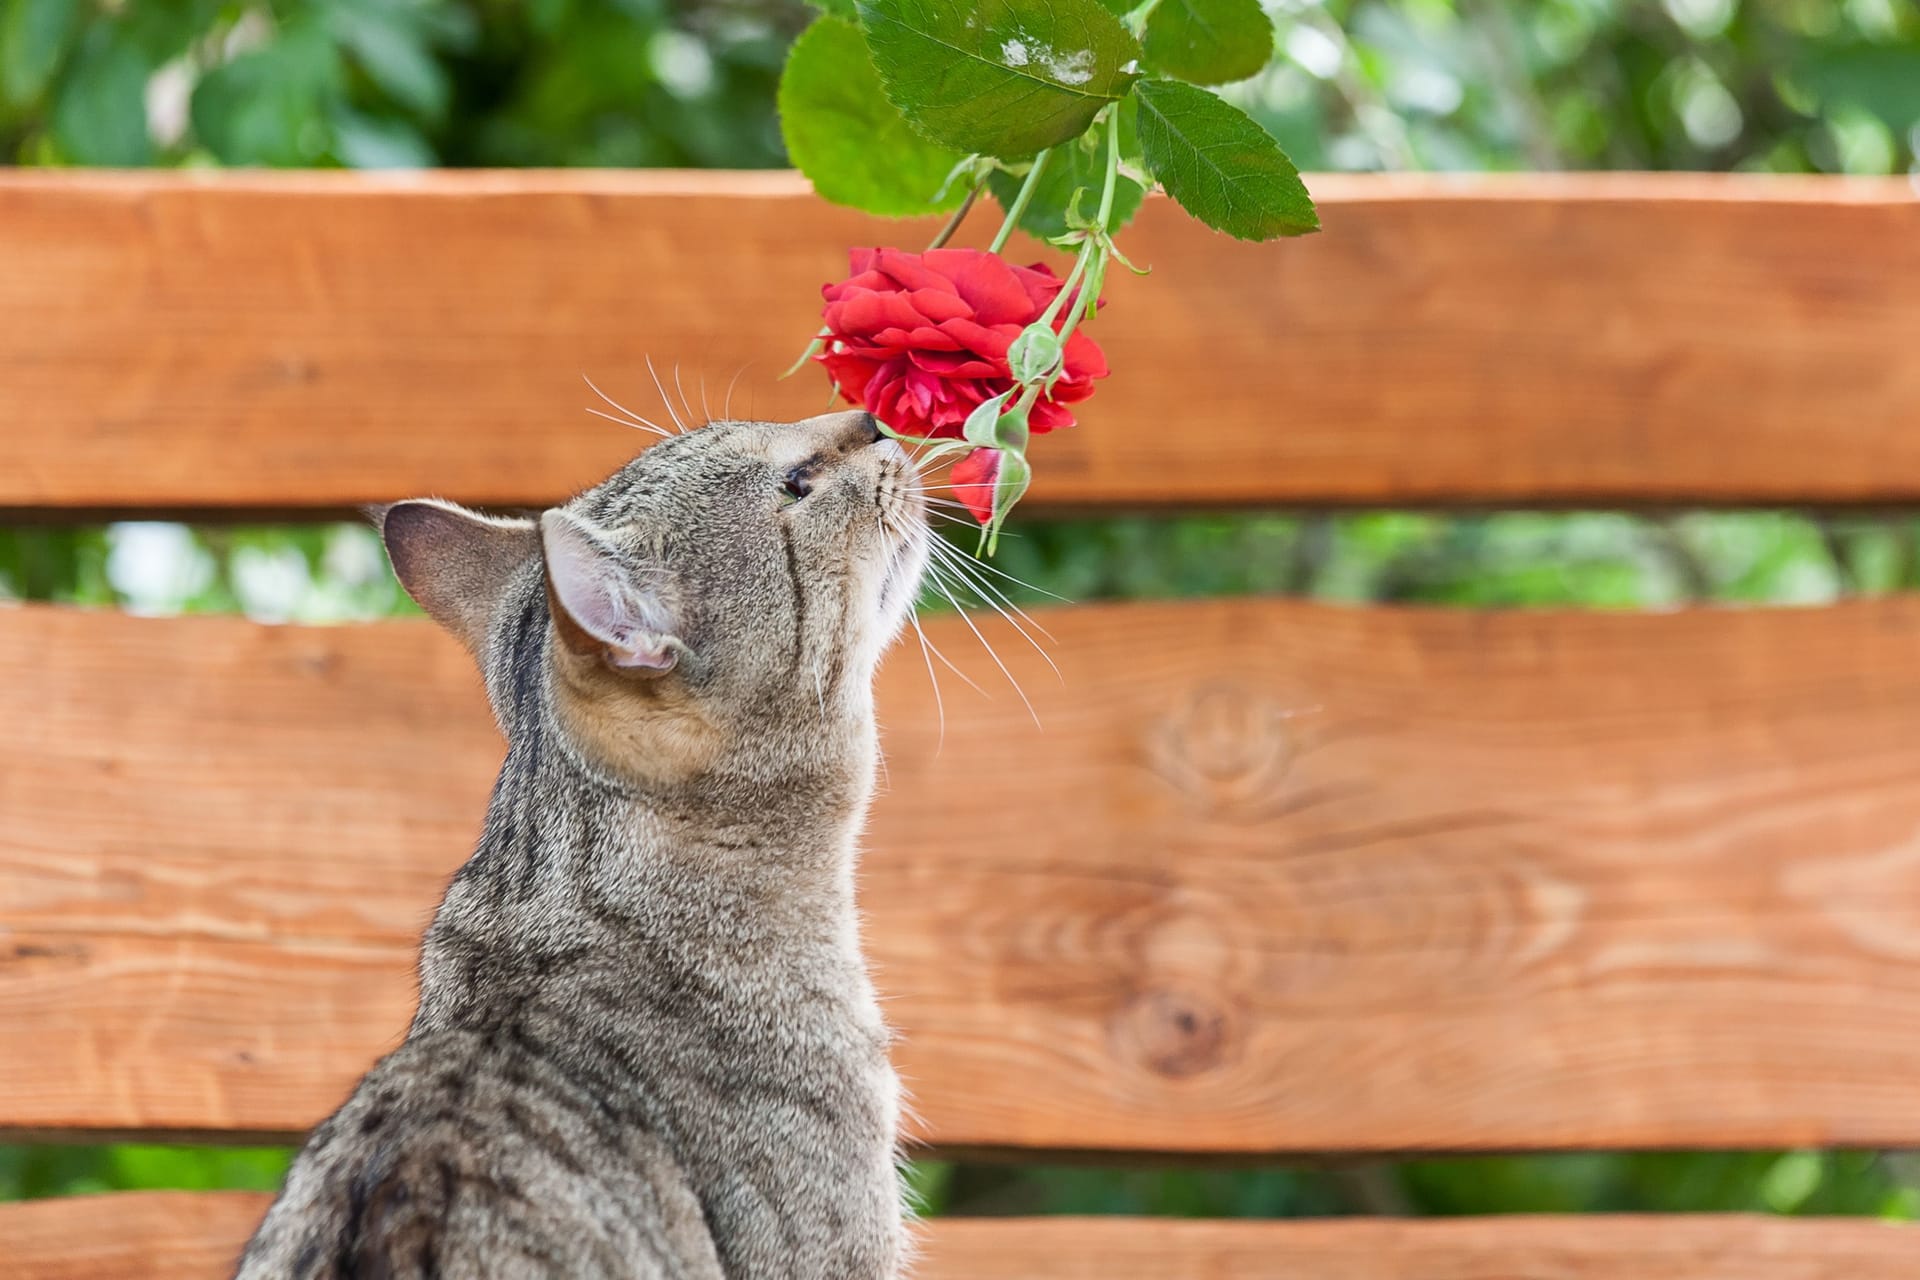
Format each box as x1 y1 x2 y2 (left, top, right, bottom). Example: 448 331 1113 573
987 99 1146 240
1133 77 1316 240
804 0 861 18
1 0 83 106
51 25 152 165
331 106 435 169
856 0 1140 158
118 0 225 65
1143 0 1273 86
190 23 344 166
324 0 451 120
779 16 966 216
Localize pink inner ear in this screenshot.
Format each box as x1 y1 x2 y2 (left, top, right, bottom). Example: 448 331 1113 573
541 509 679 672
605 629 676 672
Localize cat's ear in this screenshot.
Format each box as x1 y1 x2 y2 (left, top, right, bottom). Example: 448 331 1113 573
540 509 683 674
377 500 539 655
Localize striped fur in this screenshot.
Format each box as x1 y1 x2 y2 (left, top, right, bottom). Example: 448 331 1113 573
236 411 927 1279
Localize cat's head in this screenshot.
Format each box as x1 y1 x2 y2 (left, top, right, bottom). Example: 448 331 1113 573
378 409 927 787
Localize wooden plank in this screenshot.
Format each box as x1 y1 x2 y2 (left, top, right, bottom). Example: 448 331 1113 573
919 1216 1920 1279
8 597 1920 1152
1 1192 270 1280
1 170 1916 515
3 1195 1916 1280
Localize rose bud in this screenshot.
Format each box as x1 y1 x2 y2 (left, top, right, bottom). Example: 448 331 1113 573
949 447 1003 526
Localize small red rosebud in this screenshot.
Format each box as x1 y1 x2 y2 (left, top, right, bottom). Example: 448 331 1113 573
949 447 1002 525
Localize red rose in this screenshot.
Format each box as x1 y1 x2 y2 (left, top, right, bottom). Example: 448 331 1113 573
817 247 1108 439
949 447 1002 525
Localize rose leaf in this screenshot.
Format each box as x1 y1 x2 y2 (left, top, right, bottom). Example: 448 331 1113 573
1132 77 1317 240
856 0 1140 158
1143 0 1274 87
780 16 968 217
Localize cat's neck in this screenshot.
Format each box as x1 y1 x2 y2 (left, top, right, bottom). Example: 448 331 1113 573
406 703 874 1037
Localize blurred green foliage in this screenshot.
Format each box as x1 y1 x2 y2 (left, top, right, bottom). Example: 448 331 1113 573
0 1144 293 1200
3 0 1916 172
1 0 798 168
5 0 1920 1224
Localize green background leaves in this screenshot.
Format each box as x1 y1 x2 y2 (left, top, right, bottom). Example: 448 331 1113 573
856 0 1139 157
1143 0 1274 87
1134 77 1317 240
781 16 966 216
50 23 151 165
1 0 84 108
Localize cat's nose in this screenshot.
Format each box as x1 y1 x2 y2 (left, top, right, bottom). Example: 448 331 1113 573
796 408 884 455
828 409 882 455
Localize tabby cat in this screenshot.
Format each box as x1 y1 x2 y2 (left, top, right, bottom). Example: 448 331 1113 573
236 409 927 1279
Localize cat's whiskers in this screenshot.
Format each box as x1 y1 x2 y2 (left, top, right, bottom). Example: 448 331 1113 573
581 375 671 438
913 613 985 697
644 355 689 433
926 540 1060 653
915 506 980 529
925 540 1060 681
673 363 705 431
907 610 946 753
943 548 1070 601
923 567 1039 727
722 363 750 422
925 536 1059 639
585 405 672 438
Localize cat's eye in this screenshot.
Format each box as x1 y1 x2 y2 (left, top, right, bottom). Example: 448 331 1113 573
781 467 813 504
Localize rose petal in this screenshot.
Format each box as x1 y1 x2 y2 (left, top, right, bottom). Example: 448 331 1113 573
819 246 1104 446
938 251 1039 326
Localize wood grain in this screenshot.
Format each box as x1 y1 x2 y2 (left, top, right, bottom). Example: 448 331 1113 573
1 170 1916 514
1 1193 271 1280
4 1195 1917 1280
9 598 1920 1152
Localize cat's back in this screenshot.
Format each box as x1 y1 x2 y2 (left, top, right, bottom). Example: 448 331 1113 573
234 1029 726 1280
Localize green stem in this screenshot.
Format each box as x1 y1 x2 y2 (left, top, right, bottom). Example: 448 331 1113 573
987 148 1052 254
1051 109 1125 344
1095 103 1122 227
926 177 985 251
1036 239 1096 333
1051 249 1101 353
1039 110 1123 356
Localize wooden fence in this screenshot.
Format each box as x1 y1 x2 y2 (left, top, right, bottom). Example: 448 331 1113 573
2 170 1919 1276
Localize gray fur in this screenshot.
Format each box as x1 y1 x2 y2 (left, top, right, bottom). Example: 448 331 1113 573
236 410 927 1279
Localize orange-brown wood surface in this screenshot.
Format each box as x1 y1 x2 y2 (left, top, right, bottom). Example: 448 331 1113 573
1 171 1916 514
8 597 1920 1152
3 1195 1917 1280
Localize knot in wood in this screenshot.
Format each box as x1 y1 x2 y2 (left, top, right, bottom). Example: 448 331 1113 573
1147 682 1307 815
1113 985 1234 1080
